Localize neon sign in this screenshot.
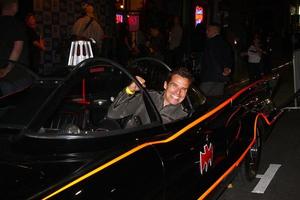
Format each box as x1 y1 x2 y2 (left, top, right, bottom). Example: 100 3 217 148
128 15 139 32
116 14 123 24
195 6 204 27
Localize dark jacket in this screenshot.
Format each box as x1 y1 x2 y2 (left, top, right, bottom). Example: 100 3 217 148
107 89 188 128
200 34 233 82
0 16 32 96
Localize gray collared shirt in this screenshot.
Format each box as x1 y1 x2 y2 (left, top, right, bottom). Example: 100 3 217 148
107 89 188 127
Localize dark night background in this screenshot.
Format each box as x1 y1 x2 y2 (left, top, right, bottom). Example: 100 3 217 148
15 0 296 75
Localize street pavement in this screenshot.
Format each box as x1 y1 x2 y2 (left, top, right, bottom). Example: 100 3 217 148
219 61 300 200
219 109 300 200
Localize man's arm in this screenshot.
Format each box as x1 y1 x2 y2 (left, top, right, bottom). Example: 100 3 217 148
0 40 23 78
107 76 146 119
107 90 135 118
33 39 46 51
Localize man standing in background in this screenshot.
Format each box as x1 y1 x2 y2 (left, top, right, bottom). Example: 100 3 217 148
25 13 46 74
0 0 32 96
72 2 104 56
167 15 183 67
199 23 233 100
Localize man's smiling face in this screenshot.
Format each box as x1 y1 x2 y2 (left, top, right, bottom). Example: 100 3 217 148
163 74 191 106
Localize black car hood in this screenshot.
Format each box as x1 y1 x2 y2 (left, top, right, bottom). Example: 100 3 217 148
0 84 58 130
0 158 85 199
0 138 137 200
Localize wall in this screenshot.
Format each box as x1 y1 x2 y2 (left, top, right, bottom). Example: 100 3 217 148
33 0 115 75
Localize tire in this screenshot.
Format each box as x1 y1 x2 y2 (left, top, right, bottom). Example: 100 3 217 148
241 121 263 181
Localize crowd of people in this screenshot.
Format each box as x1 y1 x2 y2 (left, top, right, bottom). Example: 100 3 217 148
0 0 275 101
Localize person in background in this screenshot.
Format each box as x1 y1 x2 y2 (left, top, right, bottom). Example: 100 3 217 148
72 2 104 56
261 32 273 75
116 22 131 66
191 23 207 78
192 23 206 55
25 13 45 74
131 28 148 58
107 67 193 128
242 35 266 81
199 23 233 100
167 15 183 67
145 25 166 60
0 0 32 96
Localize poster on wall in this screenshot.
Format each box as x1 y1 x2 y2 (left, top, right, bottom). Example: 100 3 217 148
116 14 123 24
128 15 139 32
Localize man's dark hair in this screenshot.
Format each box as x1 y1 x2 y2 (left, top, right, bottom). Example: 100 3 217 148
166 67 193 84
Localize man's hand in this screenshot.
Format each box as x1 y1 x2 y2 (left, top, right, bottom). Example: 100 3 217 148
222 67 231 76
127 76 146 92
39 38 46 51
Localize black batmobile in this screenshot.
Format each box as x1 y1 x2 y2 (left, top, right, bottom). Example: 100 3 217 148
0 58 283 200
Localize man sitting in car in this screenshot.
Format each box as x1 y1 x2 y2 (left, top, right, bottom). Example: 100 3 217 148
107 67 193 128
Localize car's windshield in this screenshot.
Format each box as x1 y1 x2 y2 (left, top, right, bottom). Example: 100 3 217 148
0 58 207 138
29 59 164 135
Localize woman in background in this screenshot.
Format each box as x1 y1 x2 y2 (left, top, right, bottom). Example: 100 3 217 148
246 36 266 81
25 13 45 74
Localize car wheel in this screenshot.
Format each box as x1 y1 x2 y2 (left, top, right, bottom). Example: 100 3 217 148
242 121 263 181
